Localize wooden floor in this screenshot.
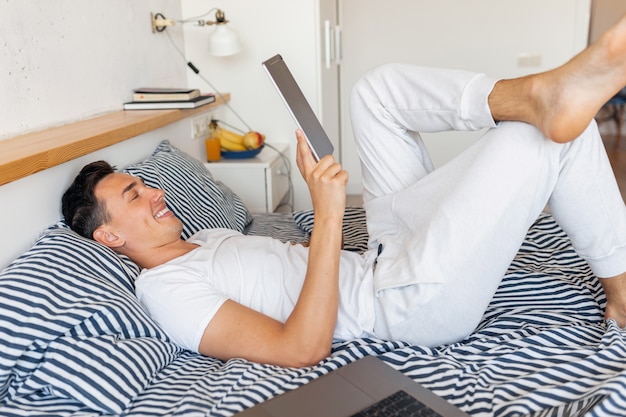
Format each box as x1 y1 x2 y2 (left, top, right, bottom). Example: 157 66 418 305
602 133 626 202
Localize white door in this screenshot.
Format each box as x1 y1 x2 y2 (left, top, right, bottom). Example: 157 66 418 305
319 0 341 157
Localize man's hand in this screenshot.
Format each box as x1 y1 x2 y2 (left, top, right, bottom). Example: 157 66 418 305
295 129 348 220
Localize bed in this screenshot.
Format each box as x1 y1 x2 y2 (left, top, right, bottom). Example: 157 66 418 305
1 139 626 417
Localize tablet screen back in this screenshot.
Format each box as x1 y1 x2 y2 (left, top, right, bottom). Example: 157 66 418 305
262 54 334 161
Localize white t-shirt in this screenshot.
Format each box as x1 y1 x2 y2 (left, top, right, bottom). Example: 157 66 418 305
135 228 377 352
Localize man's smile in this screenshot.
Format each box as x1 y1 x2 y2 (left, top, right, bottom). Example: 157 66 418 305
154 207 172 219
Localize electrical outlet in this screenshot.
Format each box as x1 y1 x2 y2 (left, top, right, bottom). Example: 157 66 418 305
191 114 213 139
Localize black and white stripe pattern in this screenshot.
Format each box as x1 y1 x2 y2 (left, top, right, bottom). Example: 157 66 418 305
0 224 181 414
245 212 310 243
293 206 369 253
2 205 626 416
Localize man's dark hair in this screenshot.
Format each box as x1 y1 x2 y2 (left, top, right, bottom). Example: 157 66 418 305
62 161 115 239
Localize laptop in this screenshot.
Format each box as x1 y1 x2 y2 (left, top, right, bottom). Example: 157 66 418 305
236 355 470 417
262 54 335 161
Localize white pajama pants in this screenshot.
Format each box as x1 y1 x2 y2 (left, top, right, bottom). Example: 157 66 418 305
350 63 626 346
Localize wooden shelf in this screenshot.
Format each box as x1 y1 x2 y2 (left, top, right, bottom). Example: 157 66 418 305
0 93 229 186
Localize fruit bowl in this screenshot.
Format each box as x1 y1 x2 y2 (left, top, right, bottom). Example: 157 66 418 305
221 144 265 159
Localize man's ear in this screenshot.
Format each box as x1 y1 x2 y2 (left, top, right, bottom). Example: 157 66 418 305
93 227 125 249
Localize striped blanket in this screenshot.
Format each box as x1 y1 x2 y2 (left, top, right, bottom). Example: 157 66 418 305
1 211 625 416
131 211 626 416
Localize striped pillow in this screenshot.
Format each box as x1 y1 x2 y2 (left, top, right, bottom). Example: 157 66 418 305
293 206 369 253
123 140 252 239
0 223 181 414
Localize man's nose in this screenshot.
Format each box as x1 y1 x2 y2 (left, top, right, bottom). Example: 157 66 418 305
150 187 165 202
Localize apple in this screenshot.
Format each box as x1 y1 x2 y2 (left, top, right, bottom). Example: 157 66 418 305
243 131 265 149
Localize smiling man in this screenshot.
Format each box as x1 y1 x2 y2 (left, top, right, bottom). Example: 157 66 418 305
63 15 626 367
89 169 198 269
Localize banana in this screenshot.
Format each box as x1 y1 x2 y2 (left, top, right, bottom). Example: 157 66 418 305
219 127 244 144
219 136 247 151
209 121 262 151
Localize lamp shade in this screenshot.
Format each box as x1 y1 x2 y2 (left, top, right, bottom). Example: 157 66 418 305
208 24 241 56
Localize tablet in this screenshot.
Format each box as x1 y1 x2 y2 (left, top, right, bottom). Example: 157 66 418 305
262 54 335 161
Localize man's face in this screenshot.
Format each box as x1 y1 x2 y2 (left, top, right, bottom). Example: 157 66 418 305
93 173 183 253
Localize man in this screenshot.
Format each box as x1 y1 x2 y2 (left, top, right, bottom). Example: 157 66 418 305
63 15 626 368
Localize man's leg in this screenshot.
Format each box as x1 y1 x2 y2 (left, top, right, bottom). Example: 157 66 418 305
349 64 499 205
349 63 559 345
350 63 626 346
488 13 626 326
490 13 626 143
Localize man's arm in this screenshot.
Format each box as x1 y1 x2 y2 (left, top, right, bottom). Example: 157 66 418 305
198 130 347 367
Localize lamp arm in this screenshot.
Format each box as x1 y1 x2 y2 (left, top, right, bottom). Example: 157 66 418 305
177 8 229 26
153 8 231 30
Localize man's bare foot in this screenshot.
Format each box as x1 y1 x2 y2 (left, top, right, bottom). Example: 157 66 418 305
600 273 626 328
489 14 626 143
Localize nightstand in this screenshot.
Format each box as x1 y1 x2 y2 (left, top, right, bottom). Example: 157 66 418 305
204 143 291 213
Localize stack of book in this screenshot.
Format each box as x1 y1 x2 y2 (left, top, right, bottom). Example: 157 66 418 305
123 88 216 110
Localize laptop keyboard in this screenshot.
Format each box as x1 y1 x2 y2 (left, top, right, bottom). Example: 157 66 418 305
350 390 443 417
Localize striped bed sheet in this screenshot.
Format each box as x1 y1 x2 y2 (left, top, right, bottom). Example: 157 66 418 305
2 211 626 416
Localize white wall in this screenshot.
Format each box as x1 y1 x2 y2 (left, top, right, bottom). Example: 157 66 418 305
1 0 189 139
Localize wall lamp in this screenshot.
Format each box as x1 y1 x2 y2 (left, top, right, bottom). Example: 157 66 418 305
150 9 241 57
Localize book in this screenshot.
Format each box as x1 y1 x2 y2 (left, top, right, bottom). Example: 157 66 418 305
132 87 201 102
123 94 216 110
